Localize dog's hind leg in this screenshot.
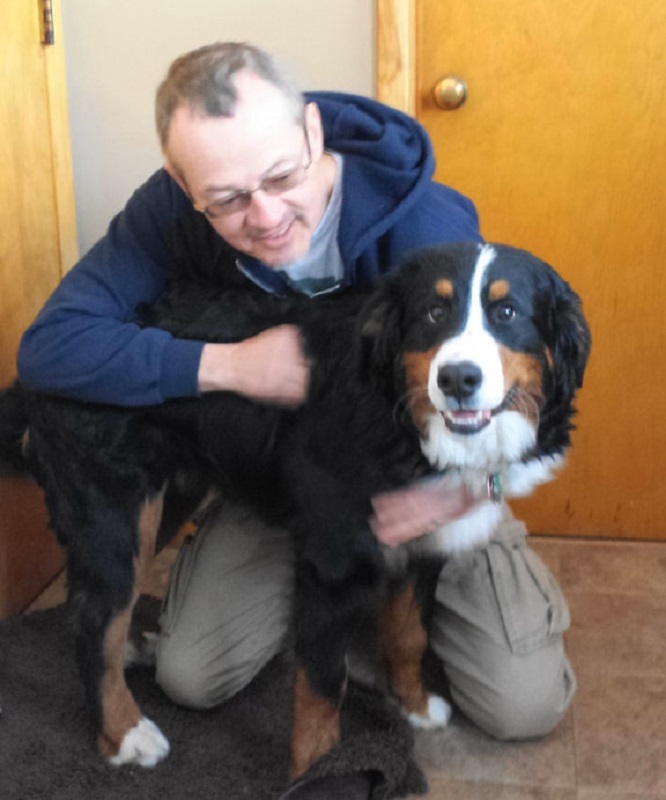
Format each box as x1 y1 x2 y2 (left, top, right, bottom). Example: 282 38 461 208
378 581 451 729
289 666 343 779
70 489 170 767
288 574 360 779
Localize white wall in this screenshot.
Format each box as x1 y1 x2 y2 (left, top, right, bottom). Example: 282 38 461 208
60 0 375 255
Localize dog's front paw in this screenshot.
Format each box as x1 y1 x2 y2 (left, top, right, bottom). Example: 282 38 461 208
108 717 170 767
407 694 452 729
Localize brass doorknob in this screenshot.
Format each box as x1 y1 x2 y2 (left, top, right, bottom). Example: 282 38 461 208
433 76 468 110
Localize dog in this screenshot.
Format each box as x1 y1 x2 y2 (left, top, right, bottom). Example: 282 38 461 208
0 242 590 777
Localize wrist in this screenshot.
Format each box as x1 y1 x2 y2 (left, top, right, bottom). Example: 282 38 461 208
197 342 239 393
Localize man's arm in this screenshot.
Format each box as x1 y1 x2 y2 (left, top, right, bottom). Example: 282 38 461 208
17 171 203 406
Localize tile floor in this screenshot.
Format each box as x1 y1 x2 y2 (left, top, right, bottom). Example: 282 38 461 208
416 537 666 800
28 536 666 799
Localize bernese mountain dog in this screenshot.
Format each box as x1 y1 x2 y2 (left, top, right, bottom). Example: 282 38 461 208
0 242 590 778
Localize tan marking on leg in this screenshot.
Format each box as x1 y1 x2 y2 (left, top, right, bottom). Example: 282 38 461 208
97 605 143 759
98 489 165 760
289 668 341 780
378 581 428 716
133 489 165 593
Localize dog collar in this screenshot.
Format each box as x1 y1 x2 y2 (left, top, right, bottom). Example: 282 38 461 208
487 472 503 503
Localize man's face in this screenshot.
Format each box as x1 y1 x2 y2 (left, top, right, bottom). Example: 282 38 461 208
165 72 331 267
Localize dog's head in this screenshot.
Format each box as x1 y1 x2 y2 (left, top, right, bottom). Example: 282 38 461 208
360 242 591 490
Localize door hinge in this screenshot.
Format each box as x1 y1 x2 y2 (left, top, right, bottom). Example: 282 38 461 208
39 0 55 45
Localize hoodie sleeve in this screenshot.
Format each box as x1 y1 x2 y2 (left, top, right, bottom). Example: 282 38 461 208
17 170 205 406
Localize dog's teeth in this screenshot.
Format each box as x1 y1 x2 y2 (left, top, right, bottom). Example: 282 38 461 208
446 410 489 425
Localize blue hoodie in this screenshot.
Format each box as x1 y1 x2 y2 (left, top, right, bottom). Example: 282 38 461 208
18 91 482 406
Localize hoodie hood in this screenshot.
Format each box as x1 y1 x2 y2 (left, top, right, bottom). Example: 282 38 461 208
305 91 436 262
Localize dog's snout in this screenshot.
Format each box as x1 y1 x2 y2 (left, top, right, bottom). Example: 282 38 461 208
437 361 483 400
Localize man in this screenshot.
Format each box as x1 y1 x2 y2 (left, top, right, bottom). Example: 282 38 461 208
18 43 575 798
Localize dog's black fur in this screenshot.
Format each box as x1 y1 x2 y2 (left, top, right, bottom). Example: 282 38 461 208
0 241 590 776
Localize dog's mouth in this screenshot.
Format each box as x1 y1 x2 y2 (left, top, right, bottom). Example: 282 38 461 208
442 408 492 435
442 388 515 435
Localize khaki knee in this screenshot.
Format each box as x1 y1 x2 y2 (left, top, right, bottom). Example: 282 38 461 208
430 523 576 740
446 644 576 740
155 506 294 710
156 629 274 710
156 642 219 710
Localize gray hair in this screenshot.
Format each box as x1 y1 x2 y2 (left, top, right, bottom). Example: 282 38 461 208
155 42 305 152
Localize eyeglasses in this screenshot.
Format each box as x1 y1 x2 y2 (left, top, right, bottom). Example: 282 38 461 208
194 127 312 219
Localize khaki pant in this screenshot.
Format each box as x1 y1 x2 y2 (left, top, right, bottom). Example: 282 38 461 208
155 503 575 740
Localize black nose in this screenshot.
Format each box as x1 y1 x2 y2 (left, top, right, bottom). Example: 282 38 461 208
437 361 483 400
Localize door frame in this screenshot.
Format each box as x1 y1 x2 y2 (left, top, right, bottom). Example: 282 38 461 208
0 0 76 617
376 0 416 113
45 0 79 271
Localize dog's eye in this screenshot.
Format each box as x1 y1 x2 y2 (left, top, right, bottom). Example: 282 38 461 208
428 304 449 323
492 302 517 324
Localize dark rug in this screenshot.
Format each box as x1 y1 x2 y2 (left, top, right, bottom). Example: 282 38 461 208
0 603 428 799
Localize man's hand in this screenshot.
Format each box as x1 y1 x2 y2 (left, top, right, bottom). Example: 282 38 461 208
371 478 478 548
198 325 311 406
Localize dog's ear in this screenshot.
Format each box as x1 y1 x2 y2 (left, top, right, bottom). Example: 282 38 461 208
540 269 592 399
356 279 404 373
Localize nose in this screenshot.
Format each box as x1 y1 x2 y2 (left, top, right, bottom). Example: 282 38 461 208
244 190 284 228
437 361 483 400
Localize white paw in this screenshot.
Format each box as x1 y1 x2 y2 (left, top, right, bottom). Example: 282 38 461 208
109 717 170 767
407 694 452 729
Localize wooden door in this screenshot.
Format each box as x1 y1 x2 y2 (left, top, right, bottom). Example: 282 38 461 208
0 0 77 615
378 0 666 539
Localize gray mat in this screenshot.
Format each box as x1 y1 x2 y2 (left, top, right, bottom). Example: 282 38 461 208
0 603 428 799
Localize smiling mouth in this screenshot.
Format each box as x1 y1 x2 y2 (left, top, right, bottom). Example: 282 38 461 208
259 220 294 244
443 409 492 435
442 389 514 435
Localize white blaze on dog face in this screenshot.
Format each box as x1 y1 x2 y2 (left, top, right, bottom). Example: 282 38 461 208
427 246 506 416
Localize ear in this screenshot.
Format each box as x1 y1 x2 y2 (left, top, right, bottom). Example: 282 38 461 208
542 271 592 399
355 280 404 375
304 101 325 161
164 161 194 203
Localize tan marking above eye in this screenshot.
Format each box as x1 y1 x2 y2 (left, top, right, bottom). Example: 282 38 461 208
489 279 511 302
435 279 454 299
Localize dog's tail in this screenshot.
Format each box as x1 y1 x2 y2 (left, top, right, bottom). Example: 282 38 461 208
0 382 30 472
